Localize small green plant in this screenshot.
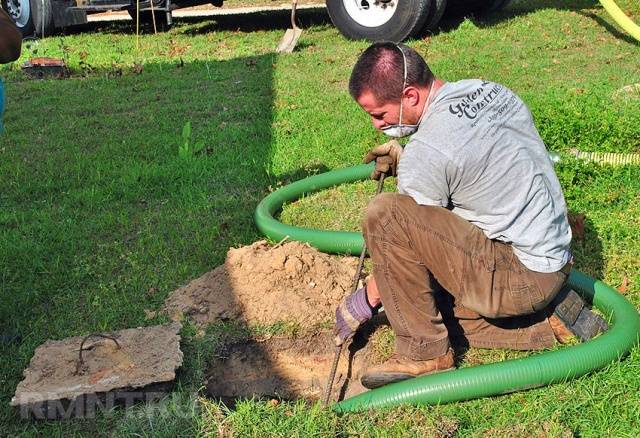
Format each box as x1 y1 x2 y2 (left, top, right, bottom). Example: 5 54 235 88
178 121 205 159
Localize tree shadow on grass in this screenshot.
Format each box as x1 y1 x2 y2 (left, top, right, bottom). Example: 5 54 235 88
0 52 336 426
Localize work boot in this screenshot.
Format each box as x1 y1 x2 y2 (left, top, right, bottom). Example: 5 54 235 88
550 288 608 342
548 314 576 344
361 348 455 389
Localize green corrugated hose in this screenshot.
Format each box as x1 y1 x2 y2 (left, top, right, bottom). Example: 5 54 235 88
254 163 640 412
254 164 372 254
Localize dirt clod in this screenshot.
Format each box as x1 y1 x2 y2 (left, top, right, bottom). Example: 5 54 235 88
164 240 358 327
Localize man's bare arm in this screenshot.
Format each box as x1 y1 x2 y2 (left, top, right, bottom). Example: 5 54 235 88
0 8 22 63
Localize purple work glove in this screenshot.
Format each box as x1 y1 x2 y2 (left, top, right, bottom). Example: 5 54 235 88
334 286 374 346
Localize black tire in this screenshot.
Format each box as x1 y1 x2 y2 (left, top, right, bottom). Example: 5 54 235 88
326 0 437 42
1 0 54 37
422 0 447 33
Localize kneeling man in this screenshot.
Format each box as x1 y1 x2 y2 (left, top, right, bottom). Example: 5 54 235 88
334 42 604 389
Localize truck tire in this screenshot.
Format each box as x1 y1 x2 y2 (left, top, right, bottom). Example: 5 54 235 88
326 0 438 42
2 0 54 37
422 0 447 33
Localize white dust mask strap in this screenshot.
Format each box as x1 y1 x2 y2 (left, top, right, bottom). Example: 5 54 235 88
382 45 418 138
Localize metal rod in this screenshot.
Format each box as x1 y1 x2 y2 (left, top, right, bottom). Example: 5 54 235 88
322 173 385 407
75 333 121 375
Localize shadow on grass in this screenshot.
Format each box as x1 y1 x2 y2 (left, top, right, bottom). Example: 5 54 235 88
0 51 332 426
568 211 605 280
575 10 640 46
433 0 638 46
276 163 331 186
179 8 331 35
58 7 331 37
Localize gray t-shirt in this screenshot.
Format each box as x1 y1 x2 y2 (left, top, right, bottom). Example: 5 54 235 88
397 79 571 273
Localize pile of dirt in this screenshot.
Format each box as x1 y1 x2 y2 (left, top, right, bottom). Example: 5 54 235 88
164 240 359 327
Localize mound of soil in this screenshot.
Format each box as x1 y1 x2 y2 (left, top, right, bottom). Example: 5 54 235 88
164 240 359 327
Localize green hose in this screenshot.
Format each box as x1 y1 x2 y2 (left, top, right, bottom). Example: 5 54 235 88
254 164 372 255
254 164 640 412
335 271 640 412
599 0 640 42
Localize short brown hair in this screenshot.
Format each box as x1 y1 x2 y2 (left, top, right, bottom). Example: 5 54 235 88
349 42 434 104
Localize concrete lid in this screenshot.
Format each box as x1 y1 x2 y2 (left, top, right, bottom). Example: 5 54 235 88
11 322 183 406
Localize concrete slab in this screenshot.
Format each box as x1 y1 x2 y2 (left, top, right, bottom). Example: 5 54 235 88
11 322 183 419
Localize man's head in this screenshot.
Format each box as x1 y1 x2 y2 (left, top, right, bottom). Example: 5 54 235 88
349 42 434 131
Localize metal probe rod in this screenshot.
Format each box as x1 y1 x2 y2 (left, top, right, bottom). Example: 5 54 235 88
323 343 343 407
322 173 385 407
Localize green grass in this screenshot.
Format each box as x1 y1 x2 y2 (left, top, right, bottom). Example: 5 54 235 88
1 0 639 435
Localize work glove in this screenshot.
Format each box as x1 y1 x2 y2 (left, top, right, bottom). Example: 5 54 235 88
334 286 375 346
363 139 403 180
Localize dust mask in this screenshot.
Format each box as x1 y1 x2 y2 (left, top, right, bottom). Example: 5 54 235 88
382 46 434 138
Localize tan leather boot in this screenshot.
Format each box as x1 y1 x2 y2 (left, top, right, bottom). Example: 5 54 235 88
549 314 576 344
361 348 455 389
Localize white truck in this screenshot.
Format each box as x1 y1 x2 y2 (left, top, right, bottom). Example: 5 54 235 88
326 0 511 41
2 0 510 40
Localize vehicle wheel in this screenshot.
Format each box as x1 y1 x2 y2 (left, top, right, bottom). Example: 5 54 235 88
326 0 438 42
1 0 54 37
422 0 447 33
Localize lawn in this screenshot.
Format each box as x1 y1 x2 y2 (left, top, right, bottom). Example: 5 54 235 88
1 0 639 435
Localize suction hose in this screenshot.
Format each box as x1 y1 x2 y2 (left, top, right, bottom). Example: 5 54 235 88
599 0 640 42
254 163 640 412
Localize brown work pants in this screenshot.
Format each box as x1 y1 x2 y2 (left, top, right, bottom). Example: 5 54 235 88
362 193 570 360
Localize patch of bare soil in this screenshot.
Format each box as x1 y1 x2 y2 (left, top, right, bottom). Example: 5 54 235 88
164 240 358 328
205 325 391 404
